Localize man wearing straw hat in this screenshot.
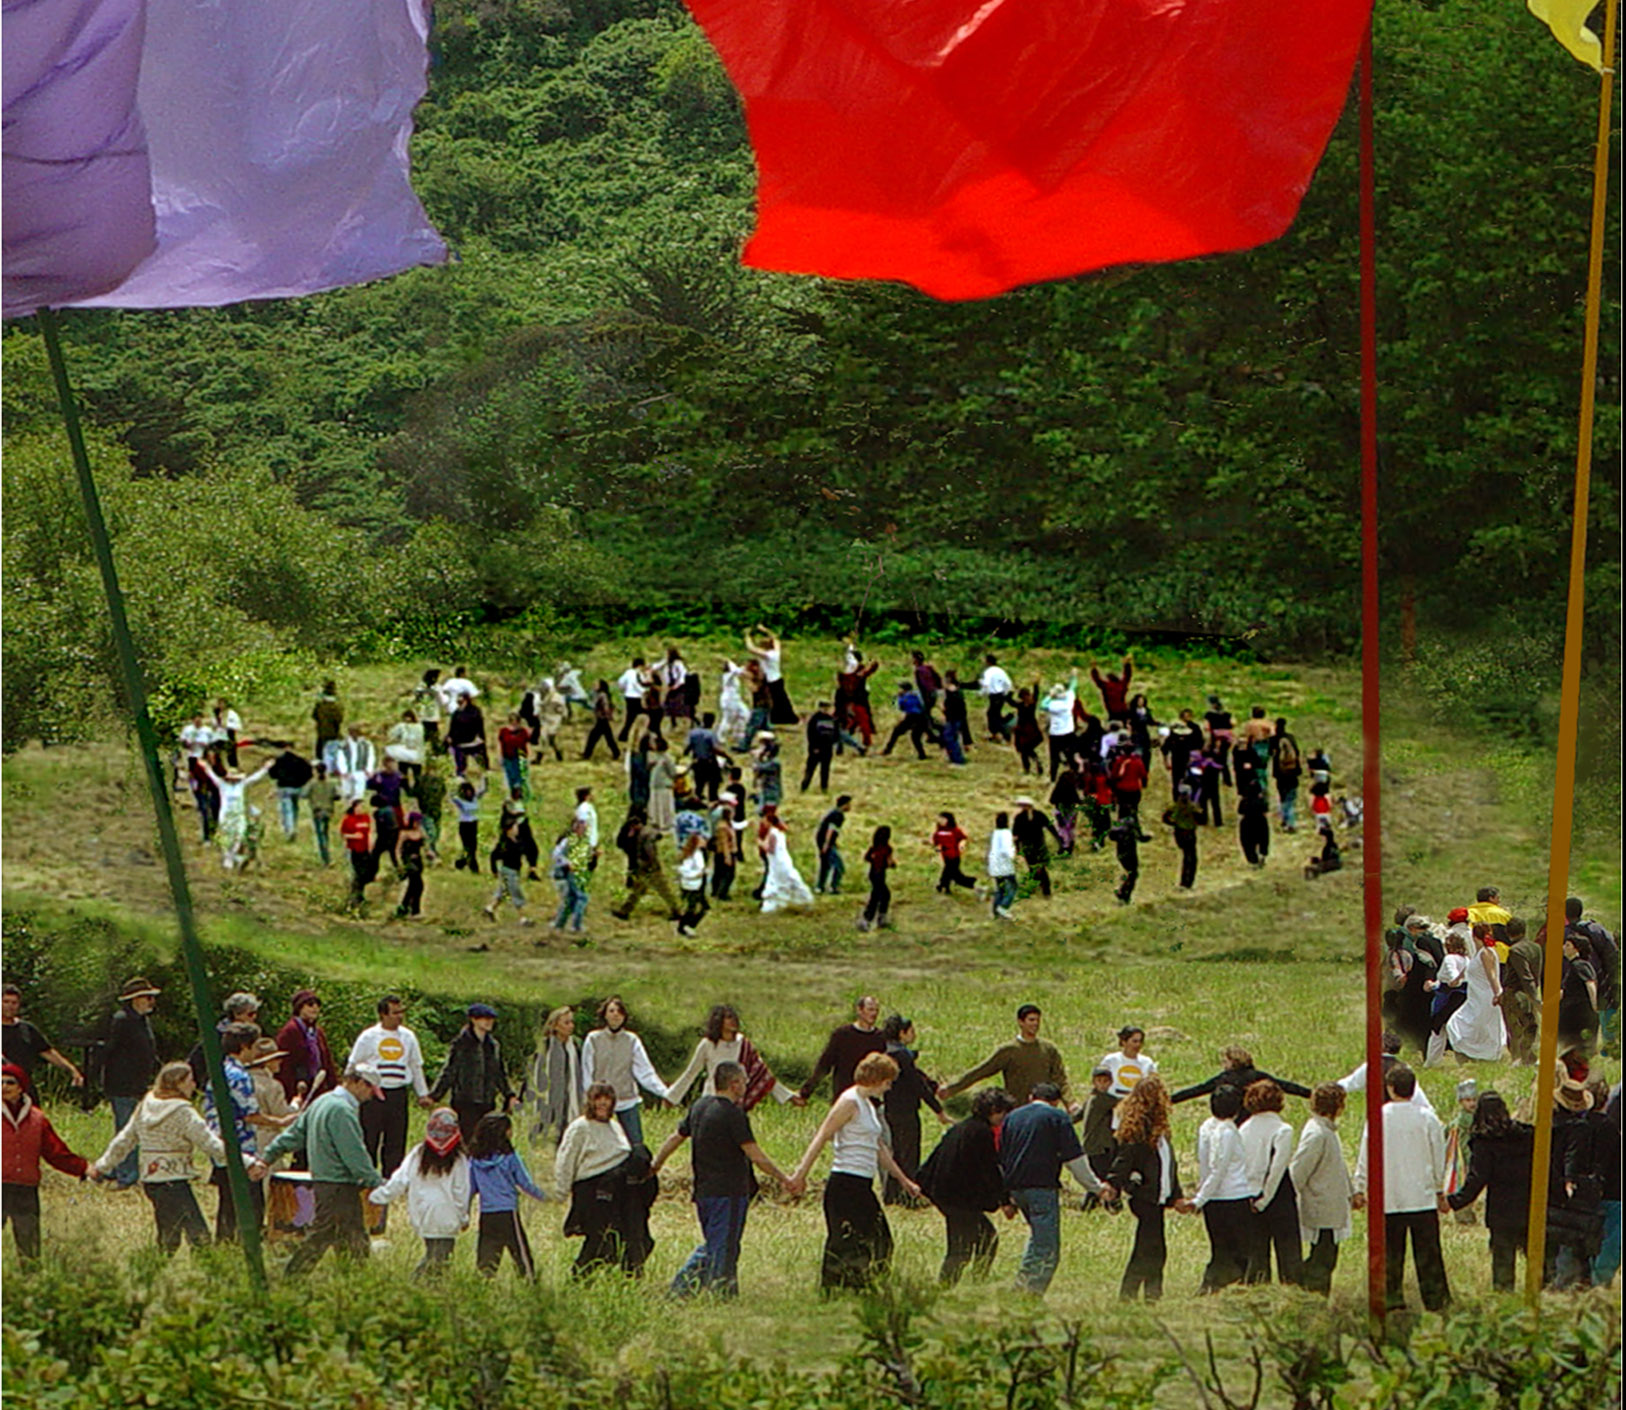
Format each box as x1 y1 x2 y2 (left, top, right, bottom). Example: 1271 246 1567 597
98 977 161 1190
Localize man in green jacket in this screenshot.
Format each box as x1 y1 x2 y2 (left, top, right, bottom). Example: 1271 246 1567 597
252 1062 383 1273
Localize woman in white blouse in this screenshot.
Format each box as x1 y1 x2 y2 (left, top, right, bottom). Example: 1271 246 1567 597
789 1051 920 1290
1239 1079 1303 1285
579 996 671 1146
666 1004 799 1110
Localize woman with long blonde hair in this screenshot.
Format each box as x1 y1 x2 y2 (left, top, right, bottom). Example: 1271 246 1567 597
526 1006 583 1146
1104 1076 1188 1301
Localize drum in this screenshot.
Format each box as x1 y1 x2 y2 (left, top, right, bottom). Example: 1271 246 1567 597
267 1170 385 1239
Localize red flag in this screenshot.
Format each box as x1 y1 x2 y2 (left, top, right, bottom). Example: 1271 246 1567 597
685 0 1372 300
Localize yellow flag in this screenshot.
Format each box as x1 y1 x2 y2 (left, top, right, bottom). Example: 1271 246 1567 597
1527 0 1605 70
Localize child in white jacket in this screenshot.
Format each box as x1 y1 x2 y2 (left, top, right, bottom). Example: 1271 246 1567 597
369 1107 471 1276
92 1061 227 1254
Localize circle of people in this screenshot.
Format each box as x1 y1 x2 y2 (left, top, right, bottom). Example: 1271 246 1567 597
168 636 1356 935
3 954 1617 1305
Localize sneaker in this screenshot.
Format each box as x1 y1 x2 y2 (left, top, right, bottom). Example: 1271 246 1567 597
519 916 535 927
482 907 496 920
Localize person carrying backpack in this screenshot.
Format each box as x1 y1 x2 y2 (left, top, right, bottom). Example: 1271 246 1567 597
1271 719 1303 833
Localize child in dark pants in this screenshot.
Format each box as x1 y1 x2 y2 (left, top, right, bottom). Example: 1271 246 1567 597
1104 1076 1186 1302
468 1113 547 1277
1238 790 1271 868
1109 820 1139 904
368 1107 471 1278
5 1064 89 1260
859 826 896 932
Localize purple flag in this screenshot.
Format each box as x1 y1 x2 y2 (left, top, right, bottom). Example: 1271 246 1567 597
3 0 446 318
2 0 157 318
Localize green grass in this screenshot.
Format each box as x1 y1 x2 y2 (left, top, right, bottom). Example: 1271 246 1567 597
3 636 1620 1401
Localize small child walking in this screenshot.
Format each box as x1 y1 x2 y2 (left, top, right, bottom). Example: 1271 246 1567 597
468 1113 547 1276
369 1107 471 1276
859 826 896 932
986 812 1018 920
675 833 711 937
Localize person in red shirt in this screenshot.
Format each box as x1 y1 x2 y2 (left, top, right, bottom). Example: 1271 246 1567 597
931 813 975 894
2 1062 89 1261
340 799 375 910
1089 655 1134 720
1108 744 1151 841
497 714 533 798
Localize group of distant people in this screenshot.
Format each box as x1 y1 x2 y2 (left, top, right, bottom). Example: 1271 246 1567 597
162 635 1355 935
4 976 1618 1306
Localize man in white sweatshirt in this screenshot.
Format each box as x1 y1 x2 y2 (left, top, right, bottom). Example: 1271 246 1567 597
1353 1063 1450 1312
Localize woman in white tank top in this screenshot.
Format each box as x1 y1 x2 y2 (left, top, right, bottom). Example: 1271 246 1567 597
789 1051 921 1289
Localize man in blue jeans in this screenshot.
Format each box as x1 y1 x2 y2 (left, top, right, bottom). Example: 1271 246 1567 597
652 1061 804 1296
999 1082 1105 1293
98 978 162 1189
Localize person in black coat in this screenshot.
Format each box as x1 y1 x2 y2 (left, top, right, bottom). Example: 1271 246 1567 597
1446 1090 1533 1292
1547 1076 1608 1289
1170 1046 1311 1118
881 1016 948 1206
916 1088 1015 1284
1103 1076 1187 1302
98 978 162 1189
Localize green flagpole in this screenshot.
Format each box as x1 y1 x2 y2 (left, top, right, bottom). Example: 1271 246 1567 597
37 306 268 1291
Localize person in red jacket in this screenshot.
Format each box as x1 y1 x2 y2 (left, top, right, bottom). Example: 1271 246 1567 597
1089 656 1134 720
1108 743 1152 841
2 1062 89 1260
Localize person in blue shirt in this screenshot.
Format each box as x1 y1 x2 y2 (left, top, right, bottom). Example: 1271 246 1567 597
999 1082 1105 1293
882 683 933 760
467 1112 547 1277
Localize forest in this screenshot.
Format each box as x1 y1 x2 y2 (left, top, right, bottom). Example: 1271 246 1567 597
1 0 1619 746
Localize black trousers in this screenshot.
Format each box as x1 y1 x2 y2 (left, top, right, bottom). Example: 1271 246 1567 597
1024 858 1052 898
693 759 721 800
363 1085 411 1179
148 1180 211 1253
456 820 480 871
800 749 833 792
1048 734 1075 780
710 856 736 900
1239 818 1270 865
941 1207 998 1284
1174 831 1198 889
1302 1228 1340 1295
583 718 620 760
864 877 892 923
618 698 645 741
477 1208 535 1277
210 1164 266 1242
883 1110 922 1205
398 867 424 916
286 1180 370 1274
986 694 1011 740
822 1172 893 1291
680 887 710 933
1200 1198 1253 1291
884 716 930 758
936 857 976 892
1489 1225 1526 1293
1116 865 1139 904
453 1101 494 1145
1245 1176 1303 1285
1385 1210 1450 1310
2 1182 41 1260
1122 1205 1167 1301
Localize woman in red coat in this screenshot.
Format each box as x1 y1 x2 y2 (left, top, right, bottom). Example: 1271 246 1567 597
273 990 335 1103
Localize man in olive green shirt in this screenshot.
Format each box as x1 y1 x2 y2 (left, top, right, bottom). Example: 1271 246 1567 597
253 1062 383 1273
937 1004 1079 1117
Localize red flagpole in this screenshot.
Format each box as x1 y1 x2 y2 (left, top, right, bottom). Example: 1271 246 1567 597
1358 20 1387 1329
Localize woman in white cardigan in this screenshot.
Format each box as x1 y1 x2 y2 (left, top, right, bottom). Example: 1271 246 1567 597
1289 1082 1355 1296
91 1061 227 1254
665 1004 799 1110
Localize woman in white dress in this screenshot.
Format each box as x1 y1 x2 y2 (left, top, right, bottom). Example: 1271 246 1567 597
1444 924 1506 1062
196 759 273 869
648 738 677 833
718 659 750 748
386 710 426 788
758 805 814 913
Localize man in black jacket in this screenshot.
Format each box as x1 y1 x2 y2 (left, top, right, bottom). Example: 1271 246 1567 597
917 1088 1016 1284
1011 797 1060 899
268 747 314 841
801 702 839 794
100 978 161 1188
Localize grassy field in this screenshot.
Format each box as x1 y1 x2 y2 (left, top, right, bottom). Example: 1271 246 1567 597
2 636 1620 1402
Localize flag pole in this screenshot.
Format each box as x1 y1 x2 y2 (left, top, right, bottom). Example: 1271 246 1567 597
36 306 268 1292
1357 19 1387 1331
1524 0 1618 1306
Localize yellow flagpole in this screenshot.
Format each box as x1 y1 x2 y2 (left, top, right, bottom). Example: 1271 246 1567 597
1524 0 1618 1306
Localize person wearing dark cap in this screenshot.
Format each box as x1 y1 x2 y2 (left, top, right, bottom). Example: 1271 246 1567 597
98 978 162 1189
431 1005 514 1143
274 991 335 1105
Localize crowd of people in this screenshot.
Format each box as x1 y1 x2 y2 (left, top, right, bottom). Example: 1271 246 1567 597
164 638 1359 935
3 954 1618 1305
